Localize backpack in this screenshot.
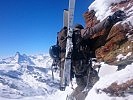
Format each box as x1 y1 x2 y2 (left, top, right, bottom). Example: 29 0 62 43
57 27 67 52
49 45 60 60
72 28 94 77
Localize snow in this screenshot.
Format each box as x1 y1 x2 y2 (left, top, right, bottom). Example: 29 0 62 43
89 0 133 35
0 53 60 99
88 0 126 21
125 15 133 26
124 5 133 26
30 54 52 67
98 62 118 77
85 63 133 100
0 57 133 100
116 52 132 61
0 52 132 100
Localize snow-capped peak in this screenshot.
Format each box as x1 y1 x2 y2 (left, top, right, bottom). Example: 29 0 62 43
14 52 21 63
0 52 50 66
8 52 34 65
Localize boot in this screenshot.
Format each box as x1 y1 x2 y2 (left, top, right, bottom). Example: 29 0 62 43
66 95 76 100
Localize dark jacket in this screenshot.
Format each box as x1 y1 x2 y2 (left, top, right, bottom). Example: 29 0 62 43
81 17 111 39
72 17 113 77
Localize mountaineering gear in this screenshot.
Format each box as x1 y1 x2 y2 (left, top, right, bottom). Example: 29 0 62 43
51 59 58 80
57 26 68 87
58 10 69 91
109 10 126 24
49 45 60 80
63 9 69 27
49 45 60 60
60 0 76 90
58 26 67 53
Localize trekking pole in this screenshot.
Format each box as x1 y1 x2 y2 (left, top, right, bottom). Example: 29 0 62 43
51 60 58 80
51 62 54 80
82 57 92 92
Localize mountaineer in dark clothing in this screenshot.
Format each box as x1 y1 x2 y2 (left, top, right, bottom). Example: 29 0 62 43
66 10 126 100
50 10 126 100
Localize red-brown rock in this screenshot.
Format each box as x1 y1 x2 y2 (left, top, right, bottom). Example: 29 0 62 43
83 0 133 65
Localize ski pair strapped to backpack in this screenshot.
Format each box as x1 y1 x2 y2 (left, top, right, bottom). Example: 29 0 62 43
60 0 76 91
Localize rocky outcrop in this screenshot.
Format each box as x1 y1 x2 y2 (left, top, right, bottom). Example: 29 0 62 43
83 0 133 67
98 79 133 96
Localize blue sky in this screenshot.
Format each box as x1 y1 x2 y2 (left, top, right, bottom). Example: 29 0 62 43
0 0 93 58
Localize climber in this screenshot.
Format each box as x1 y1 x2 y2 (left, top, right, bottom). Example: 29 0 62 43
49 10 126 100
67 10 126 100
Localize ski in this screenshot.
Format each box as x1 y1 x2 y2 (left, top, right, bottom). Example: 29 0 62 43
60 0 76 90
60 9 69 91
63 9 69 27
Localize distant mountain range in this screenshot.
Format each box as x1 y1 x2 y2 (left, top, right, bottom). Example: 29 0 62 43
0 52 60 99
0 52 51 67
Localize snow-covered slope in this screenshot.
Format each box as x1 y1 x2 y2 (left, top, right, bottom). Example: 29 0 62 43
0 53 60 99
85 63 133 100
89 0 133 24
0 51 132 100
0 58 133 100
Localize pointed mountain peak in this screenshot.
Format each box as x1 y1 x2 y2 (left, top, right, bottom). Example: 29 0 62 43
15 52 21 56
14 52 21 63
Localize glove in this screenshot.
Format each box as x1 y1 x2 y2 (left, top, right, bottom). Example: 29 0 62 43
109 10 126 24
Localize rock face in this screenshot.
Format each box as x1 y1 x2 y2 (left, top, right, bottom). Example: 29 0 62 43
101 79 133 96
83 0 133 66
